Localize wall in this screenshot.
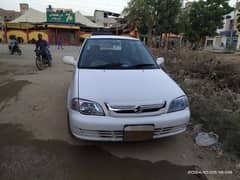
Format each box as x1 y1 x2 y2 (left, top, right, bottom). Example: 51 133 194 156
0 9 21 22
217 11 234 33
205 37 214 48
6 30 48 43
237 35 240 50
94 10 104 26
20 3 29 14
205 36 227 49
6 30 27 43
29 31 48 42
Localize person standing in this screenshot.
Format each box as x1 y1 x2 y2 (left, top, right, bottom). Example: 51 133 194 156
57 36 63 50
8 35 18 54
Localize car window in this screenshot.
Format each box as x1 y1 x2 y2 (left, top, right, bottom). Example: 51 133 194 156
78 38 158 69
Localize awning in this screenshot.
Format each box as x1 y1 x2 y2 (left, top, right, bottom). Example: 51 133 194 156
7 23 34 29
47 24 80 29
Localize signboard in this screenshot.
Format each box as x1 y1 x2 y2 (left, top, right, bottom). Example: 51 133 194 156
47 11 75 24
6 23 34 29
47 24 80 29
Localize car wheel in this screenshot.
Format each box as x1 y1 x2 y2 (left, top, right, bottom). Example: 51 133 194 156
67 112 74 138
17 49 22 56
36 56 45 70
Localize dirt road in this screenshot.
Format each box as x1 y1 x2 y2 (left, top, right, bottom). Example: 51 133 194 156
0 44 238 180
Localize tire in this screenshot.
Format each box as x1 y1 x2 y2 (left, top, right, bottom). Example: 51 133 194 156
17 49 22 56
48 61 52 67
36 56 45 70
67 112 75 138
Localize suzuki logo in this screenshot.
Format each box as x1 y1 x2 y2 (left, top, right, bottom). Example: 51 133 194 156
134 106 142 113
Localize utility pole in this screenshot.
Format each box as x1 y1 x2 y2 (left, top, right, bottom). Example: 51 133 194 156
231 0 239 50
236 0 240 50
0 16 3 43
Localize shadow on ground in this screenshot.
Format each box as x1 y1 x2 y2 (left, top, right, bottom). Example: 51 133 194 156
0 123 208 180
0 80 31 111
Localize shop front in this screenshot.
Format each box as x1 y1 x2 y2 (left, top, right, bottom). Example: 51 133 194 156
47 24 80 45
46 8 80 45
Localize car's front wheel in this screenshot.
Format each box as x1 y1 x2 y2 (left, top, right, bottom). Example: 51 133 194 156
67 112 75 138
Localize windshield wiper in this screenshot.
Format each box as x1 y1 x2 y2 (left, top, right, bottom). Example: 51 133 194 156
82 63 124 69
130 63 156 69
81 63 156 69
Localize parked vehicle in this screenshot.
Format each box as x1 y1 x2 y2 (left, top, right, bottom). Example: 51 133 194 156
63 35 190 141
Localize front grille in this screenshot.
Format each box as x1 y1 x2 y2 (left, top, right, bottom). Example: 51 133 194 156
154 124 186 136
77 124 186 140
106 102 166 114
78 129 123 139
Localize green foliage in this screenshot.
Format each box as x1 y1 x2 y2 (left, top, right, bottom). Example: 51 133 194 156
154 0 181 34
124 0 181 35
182 0 233 42
123 0 150 34
176 10 190 35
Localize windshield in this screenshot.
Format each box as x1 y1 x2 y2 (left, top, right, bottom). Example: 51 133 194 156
78 38 158 69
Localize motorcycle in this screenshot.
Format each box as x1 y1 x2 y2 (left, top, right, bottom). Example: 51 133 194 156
9 43 22 55
35 49 51 70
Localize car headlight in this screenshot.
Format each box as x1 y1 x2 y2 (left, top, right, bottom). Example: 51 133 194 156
168 96 189 113
71 98 105 116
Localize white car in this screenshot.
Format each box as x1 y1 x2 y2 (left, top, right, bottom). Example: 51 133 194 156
63 35 190 141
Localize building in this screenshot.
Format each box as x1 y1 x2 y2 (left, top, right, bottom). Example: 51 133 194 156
5 5 102 45
235 2 240 50
93 10 120 27
0 8 21 22
4 4 138 45
0 8 21 42
205 2 240 50
20 3 29 14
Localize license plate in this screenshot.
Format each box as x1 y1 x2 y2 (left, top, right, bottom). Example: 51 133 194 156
124 125 154 141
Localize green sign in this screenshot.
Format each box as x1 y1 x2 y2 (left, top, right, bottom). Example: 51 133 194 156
47 11 75 24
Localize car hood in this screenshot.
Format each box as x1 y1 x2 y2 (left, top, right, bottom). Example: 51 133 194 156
78 69 185 105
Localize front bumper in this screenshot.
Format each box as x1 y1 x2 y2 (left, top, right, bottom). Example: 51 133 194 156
68 108 190 141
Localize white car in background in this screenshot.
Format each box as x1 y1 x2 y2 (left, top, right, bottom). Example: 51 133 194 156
63 35 190 141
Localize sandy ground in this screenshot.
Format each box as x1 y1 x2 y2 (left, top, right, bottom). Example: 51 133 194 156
0 44 239 180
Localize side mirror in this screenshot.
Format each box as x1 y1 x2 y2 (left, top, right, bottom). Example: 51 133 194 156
63 56 76 66
156 57 165 68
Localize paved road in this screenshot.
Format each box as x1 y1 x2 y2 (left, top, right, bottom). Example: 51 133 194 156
0 44 237 180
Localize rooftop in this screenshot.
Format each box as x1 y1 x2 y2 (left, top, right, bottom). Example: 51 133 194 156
89 35 137 40
9 8 102 28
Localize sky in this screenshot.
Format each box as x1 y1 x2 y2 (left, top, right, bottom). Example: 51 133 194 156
0 0 130 15
0 0 238 16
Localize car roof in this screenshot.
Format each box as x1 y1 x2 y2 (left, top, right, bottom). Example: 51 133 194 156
89 35 138 41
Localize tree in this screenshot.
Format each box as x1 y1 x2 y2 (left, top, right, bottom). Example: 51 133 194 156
184 0 233 43
237 12 240 32
124 0 181 47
